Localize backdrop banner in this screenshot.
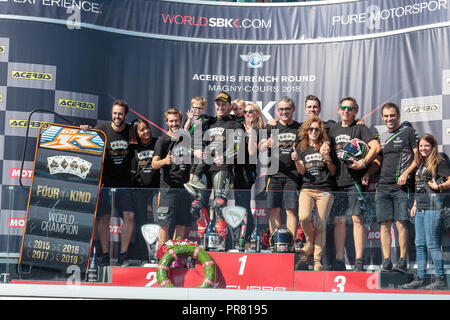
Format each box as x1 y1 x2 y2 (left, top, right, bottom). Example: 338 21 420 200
0 0 449 268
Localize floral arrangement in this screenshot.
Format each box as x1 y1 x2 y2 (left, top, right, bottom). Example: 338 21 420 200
156 238 197 259
155 238 215 288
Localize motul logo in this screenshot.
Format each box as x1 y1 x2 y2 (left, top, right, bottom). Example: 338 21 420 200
8 218 25 228
367 231 381 240
109 224 121 234
10 168 33 179
367 229 395 240
251 208 267 217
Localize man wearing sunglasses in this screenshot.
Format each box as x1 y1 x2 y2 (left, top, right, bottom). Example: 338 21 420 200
326 96 381 271
259 96 302 240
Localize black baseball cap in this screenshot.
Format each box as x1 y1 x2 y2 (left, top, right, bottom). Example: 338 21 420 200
214 91 232 103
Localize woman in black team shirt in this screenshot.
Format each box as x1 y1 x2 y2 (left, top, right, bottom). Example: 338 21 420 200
402 133 449 289
293 116 336 271
130 119 160 264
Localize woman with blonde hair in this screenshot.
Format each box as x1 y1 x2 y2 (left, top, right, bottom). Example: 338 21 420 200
402 133 449 289
293 115 336 270
234 101 266 244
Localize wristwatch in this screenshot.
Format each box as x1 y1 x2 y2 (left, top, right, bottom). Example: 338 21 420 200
358 159 366 168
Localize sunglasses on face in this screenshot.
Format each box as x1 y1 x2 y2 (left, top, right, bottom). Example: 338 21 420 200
278 107 292 112
192 107 205 111
339 105 354 111
244 109 255 115
308 127 320 133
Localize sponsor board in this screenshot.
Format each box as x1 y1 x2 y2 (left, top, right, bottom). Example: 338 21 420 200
161 14 272 30
0 38 8 62
0 210 26 236
7 62 56 90
8 0 102 14
400 95 442 123
0 86 7 111
54 90 99 118
442 119 450 145
5 111 54 137
443 69 450 95
20 124 105 272
2 160 34 186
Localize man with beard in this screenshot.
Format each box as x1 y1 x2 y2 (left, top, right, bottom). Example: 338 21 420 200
191 92 245 250
91 100 136 266
362 102 417 273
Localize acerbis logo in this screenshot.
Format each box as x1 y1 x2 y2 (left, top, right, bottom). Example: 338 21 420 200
161 13 271 29
240 53 271 68
403 104 439 114
58 99 96 111
9 119 46 128
0 45 5 54
11 70 52 81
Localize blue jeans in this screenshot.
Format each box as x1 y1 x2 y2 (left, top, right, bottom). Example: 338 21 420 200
414 209 444 278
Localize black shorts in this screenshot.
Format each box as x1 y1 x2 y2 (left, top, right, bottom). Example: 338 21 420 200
331 184 364 217
153 189 192 227
375 184 410 223
97 187 136 216
266 172 301 209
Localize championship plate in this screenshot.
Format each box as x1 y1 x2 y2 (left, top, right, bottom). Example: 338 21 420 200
20 123 106 272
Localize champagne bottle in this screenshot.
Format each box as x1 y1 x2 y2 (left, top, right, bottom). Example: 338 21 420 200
250 216 261 252
87 246 99 282
205 208 218 252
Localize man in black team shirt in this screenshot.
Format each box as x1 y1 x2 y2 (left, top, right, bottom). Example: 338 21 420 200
362 102 417 273
259 96 301 240
192 92 245 250
326 96 381 271
152 108 191 247
89 100 136 266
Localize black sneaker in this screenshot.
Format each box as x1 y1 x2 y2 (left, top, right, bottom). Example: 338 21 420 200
381 258 393 272
393 258 408 273
99 252 110 267
118 251 128 266
332 259 346 271
423 276 447 290
401 274 423 290
354 258 364 272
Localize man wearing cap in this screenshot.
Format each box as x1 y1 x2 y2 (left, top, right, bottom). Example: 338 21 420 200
192 92 245 250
